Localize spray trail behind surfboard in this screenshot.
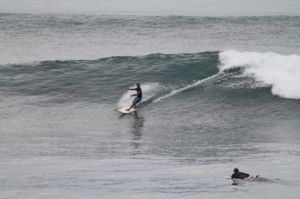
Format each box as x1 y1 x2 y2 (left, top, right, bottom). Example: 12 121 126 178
153 73 223 103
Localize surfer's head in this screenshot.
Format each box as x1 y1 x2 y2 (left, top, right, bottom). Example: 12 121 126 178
234 168 239 173
136 83 141 87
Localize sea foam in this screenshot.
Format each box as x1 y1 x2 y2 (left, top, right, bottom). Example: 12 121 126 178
118 83 163 108
219 50 300 99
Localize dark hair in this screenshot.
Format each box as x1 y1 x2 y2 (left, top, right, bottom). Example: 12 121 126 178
234 168 239 173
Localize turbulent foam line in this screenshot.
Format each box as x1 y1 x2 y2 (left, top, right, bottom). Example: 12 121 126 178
154 73 221 102
219 50 300 99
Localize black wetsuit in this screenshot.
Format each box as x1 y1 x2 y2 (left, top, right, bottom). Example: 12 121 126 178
135 87 142 98
132 87 142 104
231 172 250 179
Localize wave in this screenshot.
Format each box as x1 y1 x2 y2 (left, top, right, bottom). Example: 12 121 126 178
219 50 300 99
1 50 299 105
148 50 300 102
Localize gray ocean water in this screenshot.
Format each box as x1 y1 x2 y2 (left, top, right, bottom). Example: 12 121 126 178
1 14 300 199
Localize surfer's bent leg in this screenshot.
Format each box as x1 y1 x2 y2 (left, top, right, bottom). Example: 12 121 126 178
134 97 141 106
127 97 141 111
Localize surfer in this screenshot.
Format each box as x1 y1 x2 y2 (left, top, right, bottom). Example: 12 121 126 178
230 168 267 184
231 168 250 179
126 83 142 111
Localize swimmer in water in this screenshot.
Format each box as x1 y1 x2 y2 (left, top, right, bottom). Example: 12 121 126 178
231 168 250 179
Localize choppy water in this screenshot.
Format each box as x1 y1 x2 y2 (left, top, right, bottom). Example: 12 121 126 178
1 14 300 199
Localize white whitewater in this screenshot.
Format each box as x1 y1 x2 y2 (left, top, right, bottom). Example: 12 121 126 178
219 50 300 99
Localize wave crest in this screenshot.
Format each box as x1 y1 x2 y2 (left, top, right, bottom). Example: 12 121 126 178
219 50 300 99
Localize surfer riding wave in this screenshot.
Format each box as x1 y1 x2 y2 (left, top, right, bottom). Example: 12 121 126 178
127 83 142 111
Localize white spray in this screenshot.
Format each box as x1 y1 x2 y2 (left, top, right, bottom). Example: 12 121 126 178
219 50 300 99
118 83 164 108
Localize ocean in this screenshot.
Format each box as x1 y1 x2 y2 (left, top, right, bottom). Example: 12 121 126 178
1 13 300 199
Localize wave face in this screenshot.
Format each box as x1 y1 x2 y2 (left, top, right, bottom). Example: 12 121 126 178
0 52 219 104
1 50 299 108
219 50 300 99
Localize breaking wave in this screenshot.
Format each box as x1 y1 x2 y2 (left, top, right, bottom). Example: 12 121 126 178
219 50 300 99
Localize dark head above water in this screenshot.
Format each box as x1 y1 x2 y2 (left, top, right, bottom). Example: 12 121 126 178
234 168 239 173
136 83 141 88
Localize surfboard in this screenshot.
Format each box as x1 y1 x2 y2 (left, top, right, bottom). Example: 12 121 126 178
118 107 137 114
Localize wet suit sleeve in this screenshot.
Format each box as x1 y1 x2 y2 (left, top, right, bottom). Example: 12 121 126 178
231 172 250 179
128 88 139 96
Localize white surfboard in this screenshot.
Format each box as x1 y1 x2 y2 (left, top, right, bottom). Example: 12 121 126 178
118 107 137 114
